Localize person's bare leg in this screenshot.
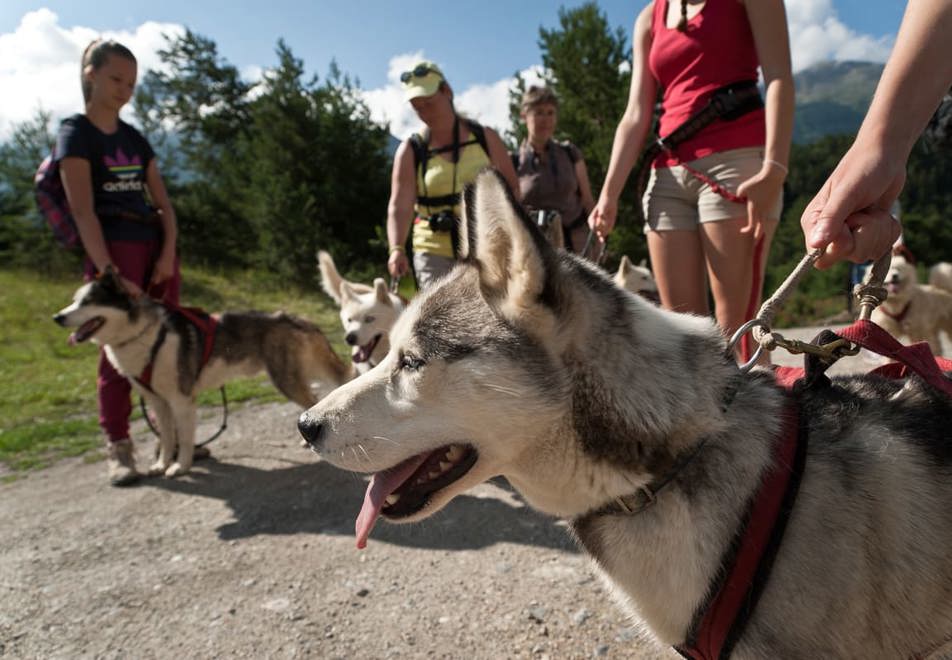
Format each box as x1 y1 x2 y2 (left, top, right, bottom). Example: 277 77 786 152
646 229 709 315
700 217 778 357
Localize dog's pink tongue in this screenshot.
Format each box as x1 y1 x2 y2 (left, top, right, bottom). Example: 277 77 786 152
355 453 429 549
67 332 78 346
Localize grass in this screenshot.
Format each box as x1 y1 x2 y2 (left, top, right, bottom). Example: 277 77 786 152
0 266 347 475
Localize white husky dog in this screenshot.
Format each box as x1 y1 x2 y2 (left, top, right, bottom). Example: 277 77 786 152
300 171 952 659
318 250 405 373
613 254 659 302
871 254 952 355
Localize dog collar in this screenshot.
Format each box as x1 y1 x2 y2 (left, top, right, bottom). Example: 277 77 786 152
879 301 911 323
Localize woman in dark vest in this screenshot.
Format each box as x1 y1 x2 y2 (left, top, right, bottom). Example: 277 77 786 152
513 86 595 254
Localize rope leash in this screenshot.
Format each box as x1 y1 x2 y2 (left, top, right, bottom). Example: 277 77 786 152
139 387 228 447
729 249 892 372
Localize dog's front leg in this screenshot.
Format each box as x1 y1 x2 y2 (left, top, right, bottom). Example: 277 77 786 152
163 399 196 477
147 396 177 476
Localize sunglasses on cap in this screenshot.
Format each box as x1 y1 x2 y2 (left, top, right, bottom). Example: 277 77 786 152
400 64 440 84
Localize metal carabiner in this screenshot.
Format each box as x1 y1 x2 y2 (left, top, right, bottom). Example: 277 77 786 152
727 318 767 373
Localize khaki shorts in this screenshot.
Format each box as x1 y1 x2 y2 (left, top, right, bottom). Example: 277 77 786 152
642 147 783 232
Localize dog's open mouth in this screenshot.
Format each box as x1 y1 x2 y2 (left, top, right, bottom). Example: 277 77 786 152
69 317 105 345
355 444 478 548
352 334 382 363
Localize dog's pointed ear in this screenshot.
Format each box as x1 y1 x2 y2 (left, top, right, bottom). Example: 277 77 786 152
97 265 122 290
618 255 632 276
461 170 553 318
339 280 356 303
639 258 648 268
372 278 392 306
316 250 343 304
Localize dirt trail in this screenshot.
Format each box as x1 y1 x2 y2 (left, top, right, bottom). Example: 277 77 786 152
0 329 896 659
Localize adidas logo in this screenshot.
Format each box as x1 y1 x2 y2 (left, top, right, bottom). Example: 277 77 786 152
103 148 143 181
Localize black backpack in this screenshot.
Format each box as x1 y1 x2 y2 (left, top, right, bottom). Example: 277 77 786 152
408 117 489 188
34 153 81 249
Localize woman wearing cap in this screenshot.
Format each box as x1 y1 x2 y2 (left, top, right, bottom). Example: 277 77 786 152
386 61 520 289
590 0 793 359
514 86 595 254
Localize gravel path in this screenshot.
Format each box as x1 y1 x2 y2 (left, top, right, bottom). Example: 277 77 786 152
0 328 918 659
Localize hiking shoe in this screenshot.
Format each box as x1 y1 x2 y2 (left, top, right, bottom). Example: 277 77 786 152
106 438 140 487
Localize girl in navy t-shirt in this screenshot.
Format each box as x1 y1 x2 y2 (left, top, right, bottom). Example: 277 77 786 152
57 39 183 486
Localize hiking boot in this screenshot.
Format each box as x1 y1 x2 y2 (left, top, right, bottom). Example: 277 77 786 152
106 438 141 487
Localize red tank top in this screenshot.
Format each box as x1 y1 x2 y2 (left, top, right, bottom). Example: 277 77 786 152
648 0 765 167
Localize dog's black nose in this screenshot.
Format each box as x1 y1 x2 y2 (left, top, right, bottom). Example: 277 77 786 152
298 412 325 449
53 313 66 326
345 332 358 346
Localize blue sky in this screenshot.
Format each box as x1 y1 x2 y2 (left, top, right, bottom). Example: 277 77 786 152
0 1 902 139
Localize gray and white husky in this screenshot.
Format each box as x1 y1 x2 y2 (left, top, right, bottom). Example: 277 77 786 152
55 270 352 477
299 171 952 658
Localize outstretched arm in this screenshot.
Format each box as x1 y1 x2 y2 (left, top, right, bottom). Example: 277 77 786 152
801 0 952 268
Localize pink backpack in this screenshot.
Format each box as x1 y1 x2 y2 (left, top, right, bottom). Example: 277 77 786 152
34 154 81 249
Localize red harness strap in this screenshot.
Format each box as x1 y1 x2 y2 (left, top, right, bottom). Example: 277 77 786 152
679 319 952 659
676 399 803 660
136 303 219 392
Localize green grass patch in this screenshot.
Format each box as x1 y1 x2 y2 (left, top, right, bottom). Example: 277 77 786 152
0 265 347 474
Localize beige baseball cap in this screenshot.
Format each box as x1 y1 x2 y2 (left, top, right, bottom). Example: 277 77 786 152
401 61 445 101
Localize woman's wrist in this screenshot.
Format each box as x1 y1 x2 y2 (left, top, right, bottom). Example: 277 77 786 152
389 244 405 255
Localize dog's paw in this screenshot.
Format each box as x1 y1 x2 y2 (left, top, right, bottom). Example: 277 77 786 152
164 462 189 478
148 461 169 476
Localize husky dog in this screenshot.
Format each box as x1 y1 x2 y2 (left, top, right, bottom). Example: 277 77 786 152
613 255 659 302
930 261 952 294
55 270 352 477
871 254 952 355
318 250 406 374
299 171 952 658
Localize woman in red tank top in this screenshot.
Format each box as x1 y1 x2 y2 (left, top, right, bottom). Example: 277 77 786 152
590 0 793 358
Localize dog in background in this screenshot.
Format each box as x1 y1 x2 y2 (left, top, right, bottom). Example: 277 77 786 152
613 255 659 302
300 171 952 658
55 269 351 477
871 254 952 355
318 251 405 374
929 261 952 294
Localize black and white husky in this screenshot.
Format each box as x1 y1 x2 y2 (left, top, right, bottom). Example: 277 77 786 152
55 270 352 477
299 171 952 658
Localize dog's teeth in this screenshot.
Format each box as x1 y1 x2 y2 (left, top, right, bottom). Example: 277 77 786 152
384 494 400 506
439 461 453 472
428 470 441 479
446 446 463 461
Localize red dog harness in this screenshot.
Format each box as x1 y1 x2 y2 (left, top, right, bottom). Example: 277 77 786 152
677 319 952 659
135 303 219 392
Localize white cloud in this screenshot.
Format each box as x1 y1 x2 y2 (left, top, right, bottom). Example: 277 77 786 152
1 4 897 143
0 8 184 139
786 0 894 71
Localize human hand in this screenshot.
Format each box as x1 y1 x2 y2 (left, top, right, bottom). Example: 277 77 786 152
151 248 176 287
119 275 143 298
588 196 618 242
736 163 785 240
800 141 904 269
388 249 409 279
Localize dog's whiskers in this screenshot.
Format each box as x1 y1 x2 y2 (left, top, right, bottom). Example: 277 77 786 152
482 382 521 397
372 435 399 446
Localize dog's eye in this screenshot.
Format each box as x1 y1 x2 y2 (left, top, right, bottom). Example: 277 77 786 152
400 353 425 371
364 315 375 323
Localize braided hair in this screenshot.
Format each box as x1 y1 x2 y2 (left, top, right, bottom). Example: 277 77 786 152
677 0 689 32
